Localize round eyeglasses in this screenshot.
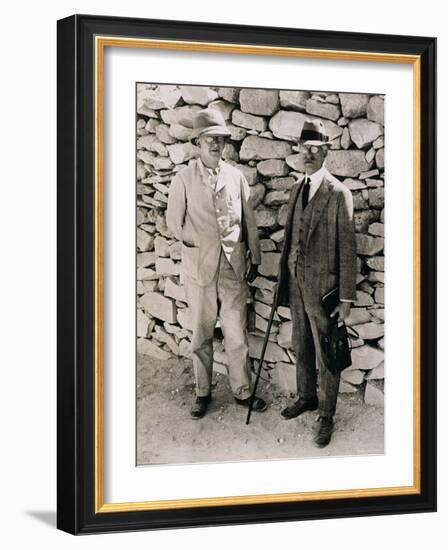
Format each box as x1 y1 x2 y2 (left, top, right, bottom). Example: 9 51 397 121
296 144 322 154
200 135 227 145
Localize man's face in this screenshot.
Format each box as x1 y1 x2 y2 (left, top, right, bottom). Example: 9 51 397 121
298 143 327 175
197 134 226 168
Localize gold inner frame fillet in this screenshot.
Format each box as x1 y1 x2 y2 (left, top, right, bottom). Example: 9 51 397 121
94 36 421 513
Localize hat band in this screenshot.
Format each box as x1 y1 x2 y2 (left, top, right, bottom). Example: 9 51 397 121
300 129 329 142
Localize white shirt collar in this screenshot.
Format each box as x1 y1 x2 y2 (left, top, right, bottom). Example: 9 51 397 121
304 165 327 200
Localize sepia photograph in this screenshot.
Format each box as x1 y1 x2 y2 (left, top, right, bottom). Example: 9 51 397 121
135 83 385 466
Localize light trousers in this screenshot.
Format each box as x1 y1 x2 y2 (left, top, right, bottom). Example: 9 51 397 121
184 251 252 399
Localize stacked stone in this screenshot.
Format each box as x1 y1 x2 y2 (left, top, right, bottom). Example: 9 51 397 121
136 84 385 407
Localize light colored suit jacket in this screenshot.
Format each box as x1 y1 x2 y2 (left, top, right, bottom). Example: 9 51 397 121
167 159 261 286
277 168 357 314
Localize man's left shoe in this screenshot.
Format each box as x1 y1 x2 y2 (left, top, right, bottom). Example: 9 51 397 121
314 416 334 447
235 396 268 412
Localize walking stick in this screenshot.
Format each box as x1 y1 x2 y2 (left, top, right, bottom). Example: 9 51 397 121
246 286 279 425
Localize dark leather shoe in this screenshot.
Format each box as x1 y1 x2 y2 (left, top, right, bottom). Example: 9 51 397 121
235 396 268 412
190 395 211 420
314 416 334 447
281 396 318 419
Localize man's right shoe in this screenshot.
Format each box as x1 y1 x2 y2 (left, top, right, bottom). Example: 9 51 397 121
190 395 211 420
280 396 318 419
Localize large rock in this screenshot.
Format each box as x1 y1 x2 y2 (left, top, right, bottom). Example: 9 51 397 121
235 164 258 186
140 291 177 323
161 105 201 127
264 190 290 206
137 252 156 268
209 99 235 120
368 222 384 237
259 252 281 277
137 229 154 252
254 301 279 320
249 277 277 291
269 111 306 141
326 150 371 177
239 89 279 116
345 308 372 326
167 143 198 164
228 124 248 141
356 234 384 256
240 135 293 160
351 344 384 371
248 183 266 209
349 119 383 149
231 109 267 132
156 258 179 276
137 338 171 360
305 98 341 121
355 291 374 307
168 123 192 142
273 361 297 393
279 90 310 111
155 124 177 145
375 286 384 304
248 334 290 363
164 277 186 303
218 87 240 103
265 176 296 190
364 380 384 406
277 306 292 320
366 256 384 271
354 210 377 232
369 188 385 209
179 85 218 106
339 93 370 118
339 381 358 393
341 369 365 385
367 96 384 124
137 267 157 281
376 148 385 169
365 362 385 380
277 321 293 348
137 309 153 338
354 322 384 340
257 159 289 177
154 236 171 257
254 205 278 228
277 204 290 226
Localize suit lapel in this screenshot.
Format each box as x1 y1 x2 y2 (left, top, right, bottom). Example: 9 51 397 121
214 161 227 194
282 179 304 262
306 177 332 246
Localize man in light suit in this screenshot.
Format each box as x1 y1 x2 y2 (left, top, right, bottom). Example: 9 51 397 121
167 108 267 419
277 120 357 447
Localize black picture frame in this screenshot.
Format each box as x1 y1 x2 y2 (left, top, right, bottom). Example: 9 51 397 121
57 14 436 534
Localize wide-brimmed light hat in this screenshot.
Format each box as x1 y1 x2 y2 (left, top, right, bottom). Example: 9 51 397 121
190 108 232 141
298 119 329 146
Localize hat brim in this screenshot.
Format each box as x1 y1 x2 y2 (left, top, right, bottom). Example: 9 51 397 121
190 125 231 140
299 139 329 146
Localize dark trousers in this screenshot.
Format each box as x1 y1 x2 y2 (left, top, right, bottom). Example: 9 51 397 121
288 265 341 418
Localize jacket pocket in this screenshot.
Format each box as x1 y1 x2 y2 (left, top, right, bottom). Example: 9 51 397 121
181 243 199 280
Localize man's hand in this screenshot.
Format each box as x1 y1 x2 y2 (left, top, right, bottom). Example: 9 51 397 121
330 301 351 321
246 263 258 283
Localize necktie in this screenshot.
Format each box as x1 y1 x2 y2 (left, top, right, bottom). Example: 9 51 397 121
302 176 311 209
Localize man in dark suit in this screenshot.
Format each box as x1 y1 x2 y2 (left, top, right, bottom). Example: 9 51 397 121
276 120 357 447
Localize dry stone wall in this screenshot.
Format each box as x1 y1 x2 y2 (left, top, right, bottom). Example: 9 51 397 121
136 84 385 407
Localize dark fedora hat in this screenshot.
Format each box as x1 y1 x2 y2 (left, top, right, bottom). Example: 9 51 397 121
190 108 232 141
298 119 329 146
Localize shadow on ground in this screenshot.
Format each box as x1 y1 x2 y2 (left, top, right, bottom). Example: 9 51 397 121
137 354 384 466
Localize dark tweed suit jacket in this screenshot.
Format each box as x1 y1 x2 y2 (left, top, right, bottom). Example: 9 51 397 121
277 167 357 316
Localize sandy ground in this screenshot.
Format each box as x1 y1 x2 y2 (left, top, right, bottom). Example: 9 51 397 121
137 354 384 466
